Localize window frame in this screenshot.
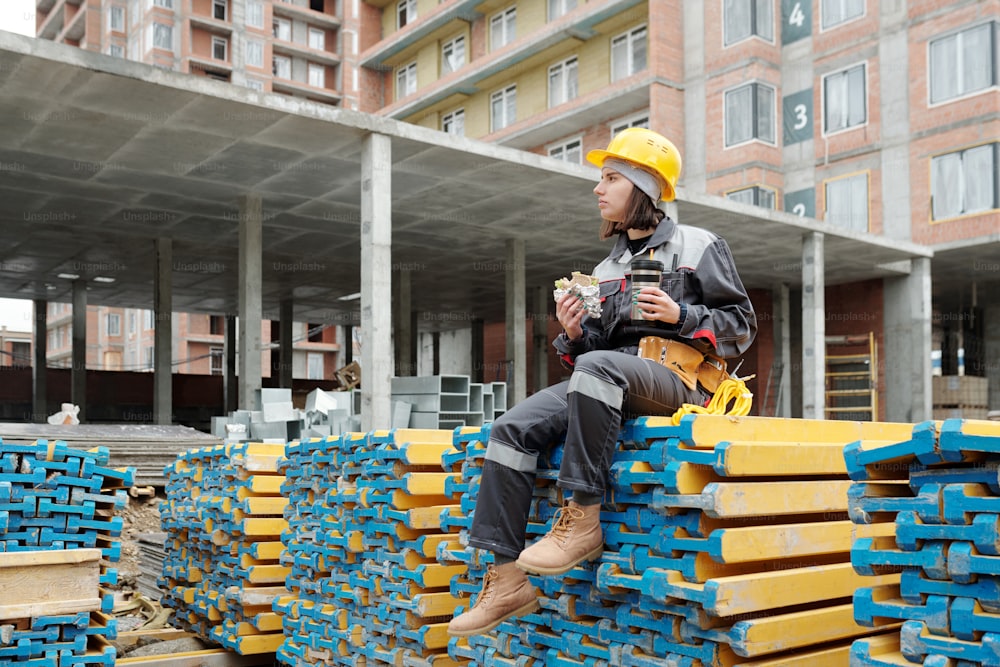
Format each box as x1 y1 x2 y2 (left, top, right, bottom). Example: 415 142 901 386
927 21 999 106
151 0 173 8
272 54 291 79
442 108 465 135
210 346 223 375
610 113 649 136
930 141 1000 222
308 62 326 88
490 6 517 50
722 0 774 47
821 61 868 136
822 171 870 233
396 61 417 98
547 0 576 21
211 35 228 61
307 352 324 380
397 0 416 30
109 43 125 57
246 0 264 28
110 5 125 31
548 55 578 108
246 39 264 68
819 0 865 31
610 24 647 82
212 0 227 21
490 84 517 132
106 313 121 336
725 185 777 209
723 80 777 147
245 78 265 91
441 34 465 75
547 136 584 164
273 17 291 41
150 22 173 51
309 27 326 50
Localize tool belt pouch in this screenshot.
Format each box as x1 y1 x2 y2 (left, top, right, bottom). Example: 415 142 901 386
698 355 729 394
637 336 704 391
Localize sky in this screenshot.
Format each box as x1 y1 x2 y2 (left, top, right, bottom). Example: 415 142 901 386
0 0 36 36
0 1 36 330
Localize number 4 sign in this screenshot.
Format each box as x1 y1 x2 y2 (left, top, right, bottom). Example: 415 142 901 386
782 0 812 45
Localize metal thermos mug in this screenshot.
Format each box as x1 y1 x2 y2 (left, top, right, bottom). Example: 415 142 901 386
630 258 663 323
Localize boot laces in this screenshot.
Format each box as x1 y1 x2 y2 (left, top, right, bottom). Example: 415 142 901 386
473 565 499 608
548 506 585 546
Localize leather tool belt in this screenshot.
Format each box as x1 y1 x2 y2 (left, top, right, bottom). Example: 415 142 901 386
637 336 729 393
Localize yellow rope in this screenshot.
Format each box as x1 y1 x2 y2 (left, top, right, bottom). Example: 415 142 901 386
670 375 756 425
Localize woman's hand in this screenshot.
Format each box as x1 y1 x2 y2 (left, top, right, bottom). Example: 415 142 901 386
635 287 682 324
555 292 587 341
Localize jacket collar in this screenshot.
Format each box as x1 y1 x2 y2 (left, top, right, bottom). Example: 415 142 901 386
609 216 678 263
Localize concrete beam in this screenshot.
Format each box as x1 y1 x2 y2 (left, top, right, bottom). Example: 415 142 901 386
238 193 263 411
153 238 172 425
506 238 526 406
32 299 46 422
884 257 932 422
71 279 86 422
279 298 293 388
801 233 825 420
360 132 393 430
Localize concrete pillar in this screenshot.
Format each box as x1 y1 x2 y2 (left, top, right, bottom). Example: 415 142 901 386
681 0 707 191
884 258 933 422
394 269 413 376
224 315 237 412
360 132 393 430
279 298 293 388
533 286 549 394
772 284 792 418
32 299 47 422
985 303 1000 412
238 193 263 410
71 279 86 422
801 233 825 419
154 238 173 425
505 238 526 406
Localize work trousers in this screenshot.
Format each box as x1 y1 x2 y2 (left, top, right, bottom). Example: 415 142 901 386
468 349 705 559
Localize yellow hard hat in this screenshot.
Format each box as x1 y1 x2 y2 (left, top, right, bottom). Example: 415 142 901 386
586 127 682 202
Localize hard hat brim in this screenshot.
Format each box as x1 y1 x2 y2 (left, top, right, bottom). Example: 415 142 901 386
586 149 677 202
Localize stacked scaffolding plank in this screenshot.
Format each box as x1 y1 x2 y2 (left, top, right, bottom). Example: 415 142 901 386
447 414 915 666
847 418 1000 666
0 439 132 667
274 429 469 667
160 442 288 655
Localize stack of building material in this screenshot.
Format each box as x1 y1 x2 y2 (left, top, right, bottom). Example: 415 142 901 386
0 439 133 666
212 389 362 444
391 376 507 429
135 532 167 601
160 442 288 655
846 418 1000 665
447 414 913 666
933 376 990 421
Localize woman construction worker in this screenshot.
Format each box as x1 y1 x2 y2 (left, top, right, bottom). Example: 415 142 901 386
447 127 757 637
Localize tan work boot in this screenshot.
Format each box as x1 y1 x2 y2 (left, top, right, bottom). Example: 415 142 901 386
447 561 539 637
515 501 603 576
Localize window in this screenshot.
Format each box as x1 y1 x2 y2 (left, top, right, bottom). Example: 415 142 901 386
273 55 291 79
310 0 324 10
548 56 578 107
727 186 776 209
213 0 226 20
308 63 325 87
929 23 997 104
246 78 264 91
309 27 325 50
611 25 646 82
109 44 125 58
490 85 516 132
724 82 775 146
246 40 263 67
548 0 576 20
821 0 863 29
397 0 416 29
931 143 998 220
441 35 465 75
144 346 154 370
246 0 263 28
143 310 154 330
212 36 228 61
724 0 773 45
548 138 582 163
151 22 172 50
110 6 125 31
442 109 464 135
823 63 866 134
307 352 324 380
490 7 516 49
210 315 225 336
611 114 648 135
273 17 291 41
210 347 223 375
106 313 121 336
11 342 30 368
152 0 172 8
824 173 868 232
129 311 136 333
396 62 417 97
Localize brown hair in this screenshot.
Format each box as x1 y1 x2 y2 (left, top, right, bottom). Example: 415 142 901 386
599 188 666 240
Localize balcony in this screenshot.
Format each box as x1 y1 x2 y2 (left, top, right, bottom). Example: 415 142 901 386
37 0 65 40
272 39 341 67
271 1 341 30
188 13 233 36
271 77 342 105
186 54 233 78
36 0 58 14
376 0 645 120
360 0 481 69
59 4 86 42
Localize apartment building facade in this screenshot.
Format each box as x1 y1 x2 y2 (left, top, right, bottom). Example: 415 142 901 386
35 0 361 109
45 303 342 379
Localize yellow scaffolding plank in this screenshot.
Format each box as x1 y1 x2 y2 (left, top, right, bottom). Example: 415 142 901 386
236 475 286 499
246 564 291 584
398 505 459 530
732 642 854 666
643 415 914 448
388 442 454 465
714 442 850 476
242 497 289 516
402 472 461 495
240 518 288 537
234 632 285 655
730 603 892 657
385 429 455 445
713 520 883 563
413 591 465 618
680 480 853 517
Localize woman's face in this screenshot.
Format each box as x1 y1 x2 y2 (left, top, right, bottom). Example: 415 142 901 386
593 167 634 222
